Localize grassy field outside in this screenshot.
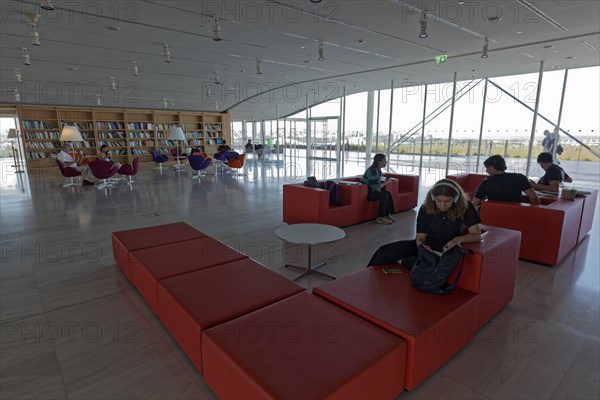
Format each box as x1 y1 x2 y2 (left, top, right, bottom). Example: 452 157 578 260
385 140 600 162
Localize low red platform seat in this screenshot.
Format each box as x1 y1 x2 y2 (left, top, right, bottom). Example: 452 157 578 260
158 258 304 372
446 173 486 198
479 196 585 266
202 292 407 399
130 237 248 314
314 226 520 390
111 222 206 280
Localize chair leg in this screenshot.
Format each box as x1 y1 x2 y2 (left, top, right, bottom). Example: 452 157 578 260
127 176 134 184
62 176 77 187
192 171 201 179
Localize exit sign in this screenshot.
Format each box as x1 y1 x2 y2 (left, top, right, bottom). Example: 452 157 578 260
435 55 448 64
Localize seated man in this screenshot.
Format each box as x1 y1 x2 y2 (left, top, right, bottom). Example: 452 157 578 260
530 152 573 193
244 139 253 153
473 155 539 206
58 144 95 185
217 140 231 153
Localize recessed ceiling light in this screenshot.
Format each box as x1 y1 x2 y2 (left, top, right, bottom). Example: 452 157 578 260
517 31 523 34
300 46 305 49
303 60 312 63
543 45 554 49
566 56 575 59
553 50 559 53
67 67 78 71
458 1 465 4
107 26 120 31
484 15 502 22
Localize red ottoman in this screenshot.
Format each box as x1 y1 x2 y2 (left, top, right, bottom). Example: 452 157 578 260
158 258 304 372
112 222 206 280
203 292 407 399
130 237 247 314
314 267 478 391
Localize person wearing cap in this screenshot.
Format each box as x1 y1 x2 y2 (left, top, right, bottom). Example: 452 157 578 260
472 155 539 206
530 152 573 193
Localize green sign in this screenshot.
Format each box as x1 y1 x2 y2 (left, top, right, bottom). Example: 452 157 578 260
435 54 448 64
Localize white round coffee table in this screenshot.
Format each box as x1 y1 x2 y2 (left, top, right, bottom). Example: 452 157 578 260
275 223 345 281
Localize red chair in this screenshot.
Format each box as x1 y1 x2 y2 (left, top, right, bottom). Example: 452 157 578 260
89 160 119 190
56 159 81 187
118 157 139 184
226 154 245 175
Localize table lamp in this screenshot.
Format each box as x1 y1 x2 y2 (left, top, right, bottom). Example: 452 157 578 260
168 126 186 170
7 128 25 173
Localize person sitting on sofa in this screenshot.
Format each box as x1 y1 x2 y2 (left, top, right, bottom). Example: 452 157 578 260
366 179 481 267
529 152 573 193
472 155 539 206
360 153 395 225
58 144 96 185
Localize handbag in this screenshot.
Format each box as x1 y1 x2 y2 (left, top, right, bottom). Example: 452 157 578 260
409 245 473 295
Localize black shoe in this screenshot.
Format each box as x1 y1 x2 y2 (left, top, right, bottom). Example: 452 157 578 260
82 180 94 186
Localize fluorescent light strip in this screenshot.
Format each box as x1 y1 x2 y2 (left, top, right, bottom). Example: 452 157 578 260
518 51 535 59
579 41 598 52
515 0 568 32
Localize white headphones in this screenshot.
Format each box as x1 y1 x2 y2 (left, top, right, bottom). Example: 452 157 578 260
430 181 461 203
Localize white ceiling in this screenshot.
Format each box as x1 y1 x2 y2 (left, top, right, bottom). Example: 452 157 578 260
1 0 599 121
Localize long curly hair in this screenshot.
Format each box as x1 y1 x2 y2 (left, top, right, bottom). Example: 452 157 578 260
423 179 469 221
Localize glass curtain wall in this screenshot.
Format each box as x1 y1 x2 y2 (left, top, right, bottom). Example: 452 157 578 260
233 66 599 189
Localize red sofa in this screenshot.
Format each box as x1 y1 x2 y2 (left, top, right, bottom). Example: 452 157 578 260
314 225 521 390
282 174 419 227
203 292 407 399
446 173 487 198
577 190 598 243
479 195 587 266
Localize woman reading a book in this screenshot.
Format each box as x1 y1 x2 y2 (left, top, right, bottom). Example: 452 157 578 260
366 179 481 267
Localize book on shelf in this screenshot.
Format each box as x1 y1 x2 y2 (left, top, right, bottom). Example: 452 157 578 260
96 121 125 129
24 131 60 139
62 121 94 130
23 120 54 129
127 122 154 130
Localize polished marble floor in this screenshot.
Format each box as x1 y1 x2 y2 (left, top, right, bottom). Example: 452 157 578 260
1 161 598 399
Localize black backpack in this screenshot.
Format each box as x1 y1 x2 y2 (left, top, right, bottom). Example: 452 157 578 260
410 245 473 295
322 180 341 206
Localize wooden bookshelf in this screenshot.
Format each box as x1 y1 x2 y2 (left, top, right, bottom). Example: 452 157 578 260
13 106 231 170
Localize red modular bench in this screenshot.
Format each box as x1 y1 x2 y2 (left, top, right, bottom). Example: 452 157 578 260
446 173 487 198
202 292 407 399
112 222 206 280
282 182 360 227
130 237 248 314
577 190 598 244
314 225 520 390
158 258 304 372
282 174 419 227
479 195 586 266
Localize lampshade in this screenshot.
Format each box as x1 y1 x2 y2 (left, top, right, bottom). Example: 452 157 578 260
7 128 18 139
60 125 83 141
168 126 185 141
